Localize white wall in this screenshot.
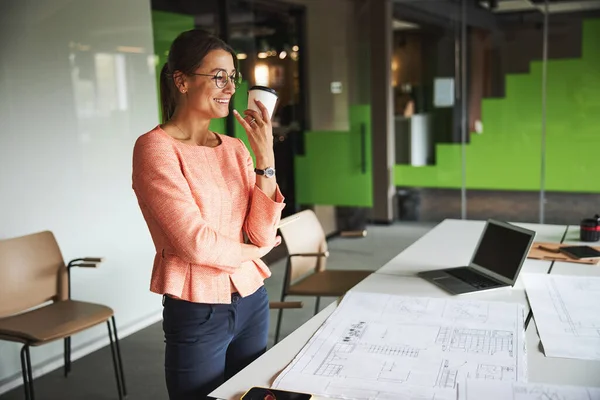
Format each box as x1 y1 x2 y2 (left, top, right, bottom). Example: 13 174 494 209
0 0 161 392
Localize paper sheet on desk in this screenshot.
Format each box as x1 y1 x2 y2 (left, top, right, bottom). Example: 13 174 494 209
523 274 600 360
459 379 600 400
272 291 527 400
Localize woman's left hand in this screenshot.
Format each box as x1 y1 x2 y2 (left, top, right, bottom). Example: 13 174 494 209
233 100 274 166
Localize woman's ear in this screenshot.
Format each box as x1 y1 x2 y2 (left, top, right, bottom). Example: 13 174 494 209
172 71 187 94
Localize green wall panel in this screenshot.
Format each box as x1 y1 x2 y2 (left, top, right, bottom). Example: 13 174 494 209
295 105 373 207
395 18 600 193
208 118 225 135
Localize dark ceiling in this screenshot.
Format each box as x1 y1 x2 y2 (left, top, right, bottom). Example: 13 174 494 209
151 0 301 51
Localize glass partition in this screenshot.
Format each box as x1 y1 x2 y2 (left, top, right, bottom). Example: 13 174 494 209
464 3 547 223
391 0 600 226
392 0 466 222
543 8 600 226
149 0 600 226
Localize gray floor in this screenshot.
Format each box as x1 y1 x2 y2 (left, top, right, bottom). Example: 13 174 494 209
0 222 434 400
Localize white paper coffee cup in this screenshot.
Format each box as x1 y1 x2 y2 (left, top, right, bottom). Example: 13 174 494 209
248 86 278 119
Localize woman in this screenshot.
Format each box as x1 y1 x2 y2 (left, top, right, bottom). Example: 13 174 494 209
132 29 285 399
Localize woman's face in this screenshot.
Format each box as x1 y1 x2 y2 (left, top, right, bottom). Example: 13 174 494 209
178 49 236 119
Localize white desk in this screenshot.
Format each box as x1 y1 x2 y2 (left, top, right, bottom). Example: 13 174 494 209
526 225 600 387
371 219 564 317
356 270 544 315
210 220 573 400
211 272 551 400
376 219 566 276
561 224 587 245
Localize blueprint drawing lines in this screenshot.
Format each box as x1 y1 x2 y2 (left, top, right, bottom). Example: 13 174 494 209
273 291 526 400
523 274 600 360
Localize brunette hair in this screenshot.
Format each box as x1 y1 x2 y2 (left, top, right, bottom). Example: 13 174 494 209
159 29 238 123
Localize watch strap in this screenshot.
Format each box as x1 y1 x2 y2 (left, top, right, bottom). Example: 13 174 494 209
254 167 275 177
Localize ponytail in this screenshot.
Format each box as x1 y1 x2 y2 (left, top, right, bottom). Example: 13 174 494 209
159 63 176 124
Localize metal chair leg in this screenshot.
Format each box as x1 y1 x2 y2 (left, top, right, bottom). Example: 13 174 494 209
24 345 35 400
20 346 30 400
107 321 124 400
274 308 284 344
314 296 321 315
274 294 287 344
64 337 71 377
111 316 127 397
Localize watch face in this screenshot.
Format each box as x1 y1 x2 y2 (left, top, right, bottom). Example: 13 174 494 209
265 167 275 178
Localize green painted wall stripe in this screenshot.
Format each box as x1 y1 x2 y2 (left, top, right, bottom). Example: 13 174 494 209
295 105 373 207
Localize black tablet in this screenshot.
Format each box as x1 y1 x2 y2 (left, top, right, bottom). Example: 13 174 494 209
241 387 313 400
559 245 600 259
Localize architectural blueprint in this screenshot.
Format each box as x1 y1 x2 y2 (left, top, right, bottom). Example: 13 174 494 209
272 291 527 400
523 274 600 360
460 379 600 400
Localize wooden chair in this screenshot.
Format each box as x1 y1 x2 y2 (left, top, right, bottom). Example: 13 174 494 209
269 301 303 310
0 231 126 400
274 210 372 343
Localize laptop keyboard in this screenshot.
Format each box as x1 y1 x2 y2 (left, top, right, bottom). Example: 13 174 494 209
446 267 502 289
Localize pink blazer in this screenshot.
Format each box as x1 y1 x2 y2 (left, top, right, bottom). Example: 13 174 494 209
132 127 285 304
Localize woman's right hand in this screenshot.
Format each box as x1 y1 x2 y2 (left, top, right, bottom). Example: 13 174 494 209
241 236 282 262
256 236 282 258
232 101 274 167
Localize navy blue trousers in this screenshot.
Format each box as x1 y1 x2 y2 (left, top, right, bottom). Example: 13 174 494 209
162 286 269 400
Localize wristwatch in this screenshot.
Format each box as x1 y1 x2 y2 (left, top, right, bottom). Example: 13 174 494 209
254 166 276 178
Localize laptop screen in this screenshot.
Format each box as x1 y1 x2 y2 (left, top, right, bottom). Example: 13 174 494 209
471 221 534 280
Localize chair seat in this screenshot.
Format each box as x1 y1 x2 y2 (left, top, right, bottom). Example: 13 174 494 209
269 301 303 309
288 270 372 297
0 300 113 345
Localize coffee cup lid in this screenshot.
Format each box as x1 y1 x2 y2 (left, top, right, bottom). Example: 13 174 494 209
249 85 278 96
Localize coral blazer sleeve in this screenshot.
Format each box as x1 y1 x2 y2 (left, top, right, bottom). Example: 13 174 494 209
241 142 286 247
132 136 243 274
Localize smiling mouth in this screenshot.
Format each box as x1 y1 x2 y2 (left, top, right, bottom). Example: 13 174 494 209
214 98 230 105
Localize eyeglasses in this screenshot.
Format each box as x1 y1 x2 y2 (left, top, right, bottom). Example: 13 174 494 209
190 69 242 89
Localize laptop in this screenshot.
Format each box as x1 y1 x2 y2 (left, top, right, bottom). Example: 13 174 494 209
418 219 536 295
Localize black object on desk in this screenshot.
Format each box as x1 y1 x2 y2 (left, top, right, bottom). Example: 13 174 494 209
241 387 313 400
559 245 600 259
580 214 600 242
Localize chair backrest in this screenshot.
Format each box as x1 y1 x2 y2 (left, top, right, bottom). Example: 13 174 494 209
278 210 328 284
0 231 68 318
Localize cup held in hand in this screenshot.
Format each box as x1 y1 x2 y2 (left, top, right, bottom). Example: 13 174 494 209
248 86 278 119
